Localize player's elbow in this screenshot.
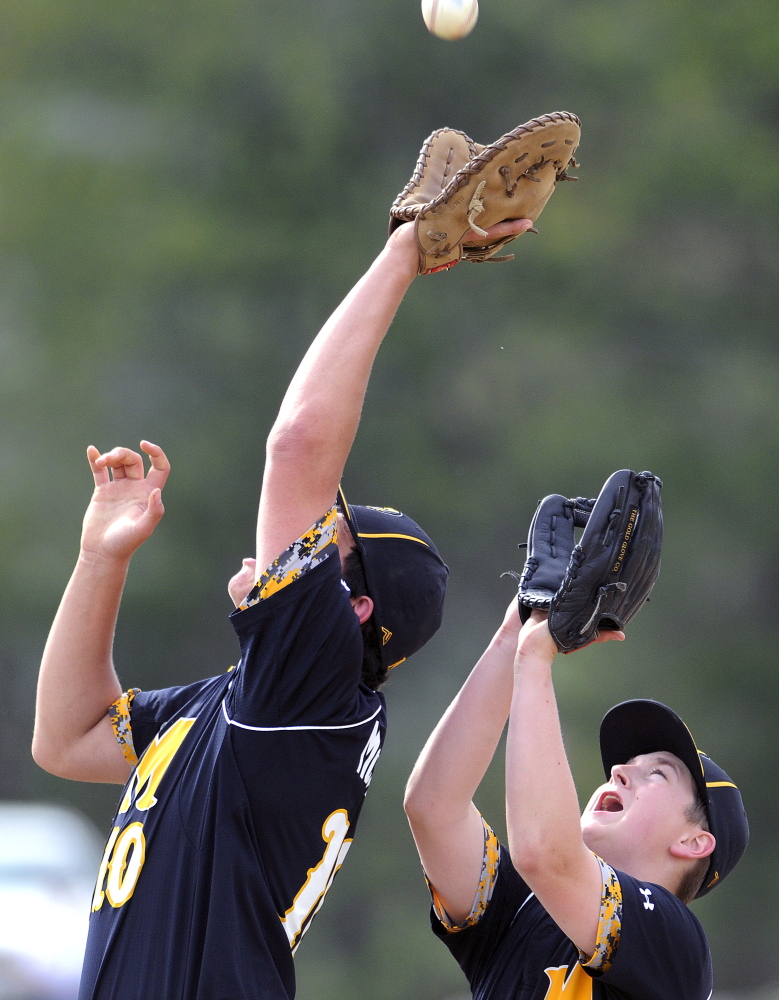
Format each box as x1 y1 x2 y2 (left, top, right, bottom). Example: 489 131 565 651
508 830 561 880
403 781 422 821
31 728 80 780
31 734 67 777
510 845 543 880
266 415 328 466
403 773 449 829
403 771 429 820
509 836 579 886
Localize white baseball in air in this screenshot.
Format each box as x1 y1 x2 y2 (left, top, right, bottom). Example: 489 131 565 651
421 0 479 40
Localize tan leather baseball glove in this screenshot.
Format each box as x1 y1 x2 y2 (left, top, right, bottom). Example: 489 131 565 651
389 112 581 275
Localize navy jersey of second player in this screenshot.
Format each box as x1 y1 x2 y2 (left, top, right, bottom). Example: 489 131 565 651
80 550 386 1000
433 845 713 1000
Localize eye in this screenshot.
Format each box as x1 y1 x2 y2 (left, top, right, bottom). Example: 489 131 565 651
650 767 668 779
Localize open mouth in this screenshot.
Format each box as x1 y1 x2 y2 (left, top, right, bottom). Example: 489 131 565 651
596 791 623 813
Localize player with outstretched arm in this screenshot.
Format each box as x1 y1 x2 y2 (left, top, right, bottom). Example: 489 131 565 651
32 217 530 1000
404 605 748 999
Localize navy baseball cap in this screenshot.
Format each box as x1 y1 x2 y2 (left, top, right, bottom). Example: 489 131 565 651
337 487 448 670
600 699 749 898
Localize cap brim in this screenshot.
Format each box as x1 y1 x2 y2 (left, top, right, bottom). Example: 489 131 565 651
336 485 383 642
600 700 707 804
336 486 377 606
337 486 367 562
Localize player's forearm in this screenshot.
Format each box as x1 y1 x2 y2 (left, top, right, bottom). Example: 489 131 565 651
405 618 518 826
257 235 418 565
271 233 417 456
404 616 519 924
33 551 127 774
505 651 584 877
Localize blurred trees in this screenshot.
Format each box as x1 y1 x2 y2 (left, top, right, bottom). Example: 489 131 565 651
1 0 777 995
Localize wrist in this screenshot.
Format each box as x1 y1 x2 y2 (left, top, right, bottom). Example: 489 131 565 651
383 225 420 281
514 645 556 677
77 548 132 576
494 619 522 653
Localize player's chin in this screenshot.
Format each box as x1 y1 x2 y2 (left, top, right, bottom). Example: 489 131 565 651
585 809 622 825
228 560 256 608
580 817 616 853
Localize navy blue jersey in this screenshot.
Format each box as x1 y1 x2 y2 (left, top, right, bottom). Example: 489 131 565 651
433 843 713 1000
81 541 385 1000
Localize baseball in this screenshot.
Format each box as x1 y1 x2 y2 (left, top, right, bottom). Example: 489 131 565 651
421 0 479 40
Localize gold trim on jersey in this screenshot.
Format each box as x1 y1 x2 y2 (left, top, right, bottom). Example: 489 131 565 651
430 816 500 933
239 507 338 609
108 688 141 767
581 855 622 973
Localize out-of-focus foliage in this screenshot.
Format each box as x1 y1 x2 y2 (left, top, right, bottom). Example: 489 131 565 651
1 0 777 995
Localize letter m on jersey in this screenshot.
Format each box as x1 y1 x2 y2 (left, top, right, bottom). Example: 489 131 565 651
356 721 381 787
119 718 196 815
544 964 592 999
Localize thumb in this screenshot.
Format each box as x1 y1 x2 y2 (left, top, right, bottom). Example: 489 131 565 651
146 488 165 524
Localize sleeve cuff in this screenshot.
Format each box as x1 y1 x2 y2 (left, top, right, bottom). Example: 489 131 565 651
238 507 339 610
580 854 623 974
108 688 141 767
430 817 500 934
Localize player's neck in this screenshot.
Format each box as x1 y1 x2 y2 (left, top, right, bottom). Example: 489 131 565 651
601 847 684 899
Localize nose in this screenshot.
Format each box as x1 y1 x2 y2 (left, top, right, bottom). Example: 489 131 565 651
611 763 631 787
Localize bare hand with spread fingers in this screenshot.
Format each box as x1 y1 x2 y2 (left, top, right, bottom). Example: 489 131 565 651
81 442 170 563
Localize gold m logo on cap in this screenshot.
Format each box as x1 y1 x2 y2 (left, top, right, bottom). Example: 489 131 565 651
381 627 392 645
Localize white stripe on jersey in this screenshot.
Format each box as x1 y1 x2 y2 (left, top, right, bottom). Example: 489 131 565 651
221 700 383 732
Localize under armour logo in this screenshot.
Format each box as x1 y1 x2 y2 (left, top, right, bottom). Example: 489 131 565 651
640 888 655 911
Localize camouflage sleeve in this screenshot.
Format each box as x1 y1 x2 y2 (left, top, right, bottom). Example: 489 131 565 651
580 854 623 973
108 688 142 767
429 817 500 933
238 507 339 610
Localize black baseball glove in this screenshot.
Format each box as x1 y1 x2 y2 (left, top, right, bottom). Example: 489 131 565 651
516 470 663 652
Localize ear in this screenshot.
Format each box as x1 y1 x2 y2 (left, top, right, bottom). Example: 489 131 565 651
670 829 716 862
350 594 374 625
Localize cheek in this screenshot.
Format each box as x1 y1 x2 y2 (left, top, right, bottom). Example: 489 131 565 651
624 791 678 841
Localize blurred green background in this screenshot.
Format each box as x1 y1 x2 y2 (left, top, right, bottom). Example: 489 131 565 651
1 0 777 995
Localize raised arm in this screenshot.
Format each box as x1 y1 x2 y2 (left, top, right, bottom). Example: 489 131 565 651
255 220 532 572
504 612 622 956
403 601 522 924
33 442 169 783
